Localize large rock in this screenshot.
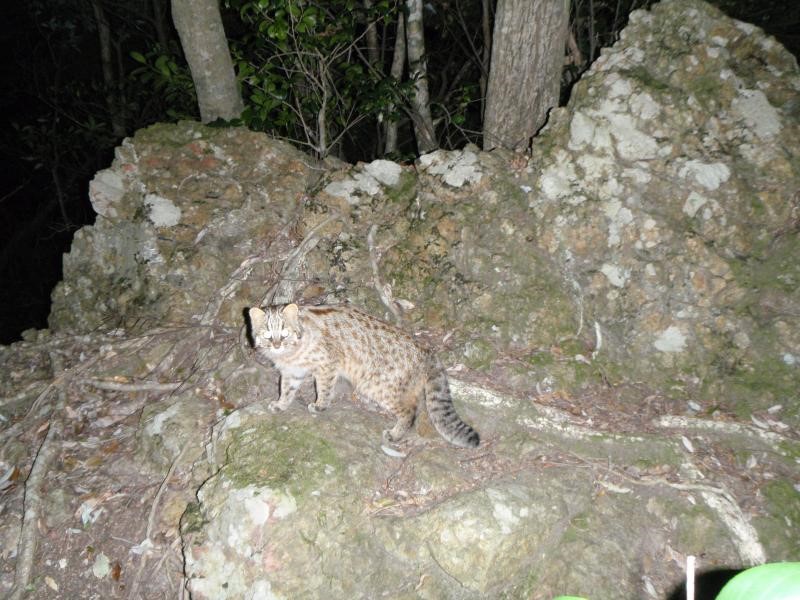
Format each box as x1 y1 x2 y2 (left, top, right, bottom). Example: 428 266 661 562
49 123 315 332
527 0 800 417
303 0 800 421
181 381 783 599
3 0 798 598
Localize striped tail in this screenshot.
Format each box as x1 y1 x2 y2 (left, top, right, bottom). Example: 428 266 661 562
424 356 480 448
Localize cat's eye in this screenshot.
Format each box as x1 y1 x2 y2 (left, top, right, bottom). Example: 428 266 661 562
280 329 289 338
264 332 273 339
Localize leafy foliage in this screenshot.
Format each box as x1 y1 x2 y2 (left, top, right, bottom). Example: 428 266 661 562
129 45 197 121
226 0 404 157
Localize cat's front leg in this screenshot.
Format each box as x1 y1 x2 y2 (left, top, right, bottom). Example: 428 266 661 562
269 374 305 412
308 367 337 414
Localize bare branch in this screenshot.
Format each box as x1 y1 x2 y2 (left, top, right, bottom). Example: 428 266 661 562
9 353 66 600
81 379 183 392
261 212 343 306
368 224 403 324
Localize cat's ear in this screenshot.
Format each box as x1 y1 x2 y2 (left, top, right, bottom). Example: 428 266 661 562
282 303 299 321
281 303 303 336
247 307 266 332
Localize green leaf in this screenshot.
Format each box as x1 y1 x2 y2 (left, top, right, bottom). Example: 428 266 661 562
301 9 317 29
154 55 171 77
716 563 800 600
130 51 147 64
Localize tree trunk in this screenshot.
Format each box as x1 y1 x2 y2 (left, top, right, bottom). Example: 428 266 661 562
171 0 243 123
364 0 384 156
480 0 492 119
483 0 568 151
405 0 437 153
152 0 171 50
363 0 380 67
384 13 406 155
90 0 126 138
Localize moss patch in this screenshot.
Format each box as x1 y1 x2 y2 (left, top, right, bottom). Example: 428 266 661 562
134 121 216 147
224 421 342 498
726 357 798 420
384 170 418 205
180 501 206 535
755 480 800 558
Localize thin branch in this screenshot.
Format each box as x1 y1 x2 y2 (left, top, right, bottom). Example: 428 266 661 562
9 352 66 600
0 339 155 461
0 182 29 205
128 444 188 600
261 212 342 306
80 379 183 392
199 253 265 325
368 224 402 324
0 381 48 408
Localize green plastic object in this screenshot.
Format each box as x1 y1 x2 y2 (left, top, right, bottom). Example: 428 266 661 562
716 562 800 600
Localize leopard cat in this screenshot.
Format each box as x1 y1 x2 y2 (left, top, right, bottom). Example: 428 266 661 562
246 303 480 448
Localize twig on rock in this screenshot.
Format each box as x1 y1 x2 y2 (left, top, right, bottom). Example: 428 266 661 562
128 443 188 600
81 379 183 393
200 254 265 325
148 445 187 542
152 536 182 587
262 212 340 306
1 350 104 461
367 224 403 324
9 352 66 600
591 320 602 359
0 381 48 409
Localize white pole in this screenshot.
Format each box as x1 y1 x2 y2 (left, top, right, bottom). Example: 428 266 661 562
687 555 696 600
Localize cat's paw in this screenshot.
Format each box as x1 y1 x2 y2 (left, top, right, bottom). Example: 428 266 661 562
268 400 286 413
307 403 327 414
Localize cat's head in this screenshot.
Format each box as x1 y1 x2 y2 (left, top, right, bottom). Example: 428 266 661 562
247 303 303 354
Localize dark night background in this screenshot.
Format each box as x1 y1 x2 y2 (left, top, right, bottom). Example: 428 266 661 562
1 0 798 345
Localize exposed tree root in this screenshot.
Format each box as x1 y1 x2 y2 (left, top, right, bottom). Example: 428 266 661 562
367 224 403 324
9 352 65 600
128 444 188 600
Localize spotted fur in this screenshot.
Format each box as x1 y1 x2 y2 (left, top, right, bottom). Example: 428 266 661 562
246 303 480 448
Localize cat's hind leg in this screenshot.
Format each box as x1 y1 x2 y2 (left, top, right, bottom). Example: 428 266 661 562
381 378 423 444
382 406 416 444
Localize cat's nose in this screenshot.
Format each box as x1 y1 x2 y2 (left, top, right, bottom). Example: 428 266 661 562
271 340 281 349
